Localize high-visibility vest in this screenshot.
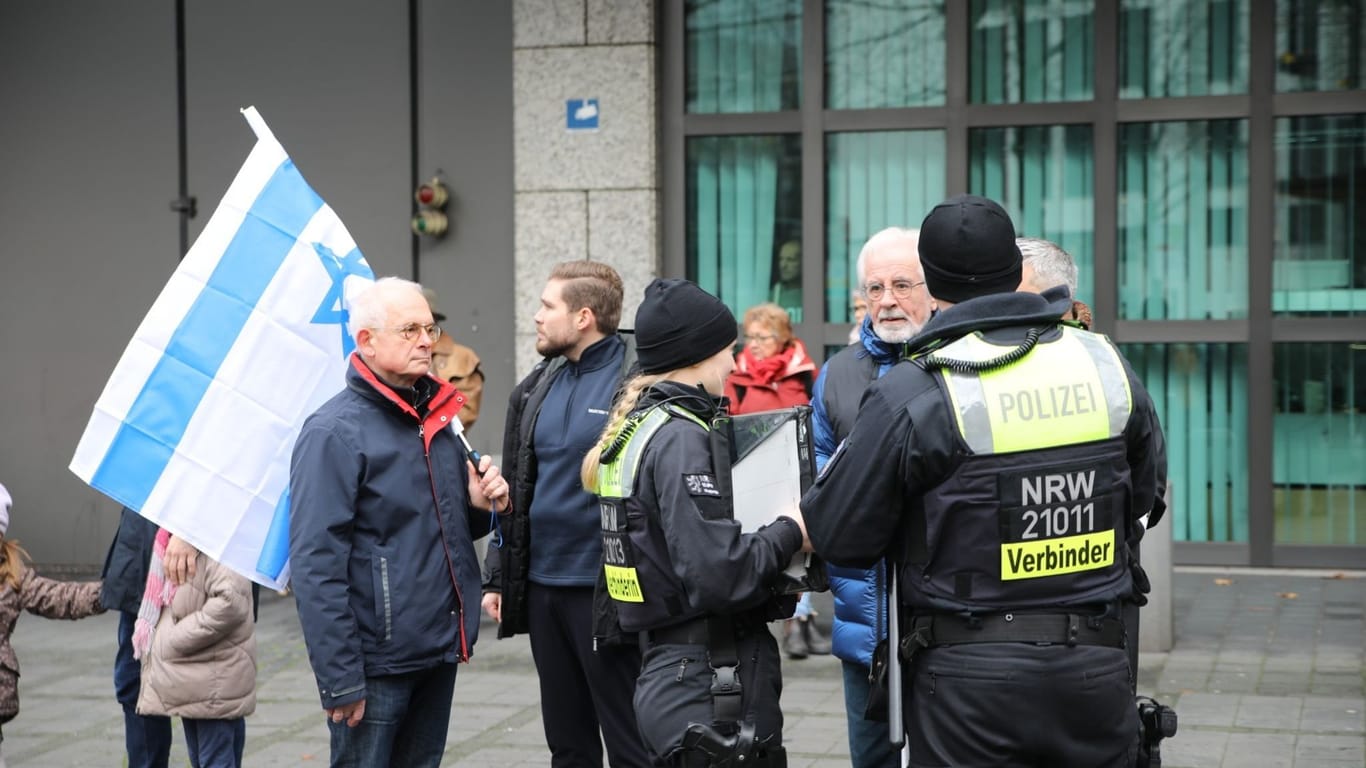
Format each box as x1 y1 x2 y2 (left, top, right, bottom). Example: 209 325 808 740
595 405 708 606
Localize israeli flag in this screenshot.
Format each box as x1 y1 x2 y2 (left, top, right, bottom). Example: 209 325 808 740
70 107 373 590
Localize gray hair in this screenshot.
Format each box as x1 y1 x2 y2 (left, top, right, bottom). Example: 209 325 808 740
348 276 426 342
854 227 921 285
1017 237 1078 296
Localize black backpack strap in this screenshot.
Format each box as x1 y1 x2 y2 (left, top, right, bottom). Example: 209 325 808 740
705 614 745 727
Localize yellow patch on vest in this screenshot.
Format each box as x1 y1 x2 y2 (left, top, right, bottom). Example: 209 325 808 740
604 564 644 602
1000 530 1115 580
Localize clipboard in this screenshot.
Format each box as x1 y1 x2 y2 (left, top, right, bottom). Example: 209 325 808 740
729 405 828 594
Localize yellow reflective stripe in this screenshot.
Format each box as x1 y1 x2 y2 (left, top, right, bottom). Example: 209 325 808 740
939 368 993 454
596 453 624 498
1071 330 1134 437
596 405 708 498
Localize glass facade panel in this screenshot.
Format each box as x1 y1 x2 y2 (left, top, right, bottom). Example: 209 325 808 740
1274 342 1366 545
1122 343 1250 543
825 130 946 323
686 0 802 113
687 135 803 319
970 124 1095 303
1119 0 1249 98
969 0 1093 104
1118 120 1249 320
668 0 1366 566
1276 0 1366 92
1274 114 1366 316
826 0 945 108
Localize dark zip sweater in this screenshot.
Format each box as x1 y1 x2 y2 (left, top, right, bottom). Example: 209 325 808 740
528 335 626 586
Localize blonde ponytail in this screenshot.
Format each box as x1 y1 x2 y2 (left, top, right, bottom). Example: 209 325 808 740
580 373 667 490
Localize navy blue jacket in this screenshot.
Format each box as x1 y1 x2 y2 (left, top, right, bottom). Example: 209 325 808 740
289 355 493 709
810 316 900 667
486 332 636 640
528 335 627 586
100 507 159 615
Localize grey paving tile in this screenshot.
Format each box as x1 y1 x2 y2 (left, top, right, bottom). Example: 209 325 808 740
1299 697 1366 734
1294 734 1366 764
1236 694 1304 730
1257 676 1313 696
1159 728 1228 768
1263 658 1315 673
1208 671 1259 693
1221 732 1295 767
1174 693 1241 727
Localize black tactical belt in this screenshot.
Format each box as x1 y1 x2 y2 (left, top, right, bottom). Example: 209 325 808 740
908 612 1126 650
641 617 711 646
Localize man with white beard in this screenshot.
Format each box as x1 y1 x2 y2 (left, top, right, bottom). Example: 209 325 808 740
810 227 934 766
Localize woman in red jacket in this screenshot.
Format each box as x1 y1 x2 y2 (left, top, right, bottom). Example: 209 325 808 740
724 303 816 413
723 303 829 659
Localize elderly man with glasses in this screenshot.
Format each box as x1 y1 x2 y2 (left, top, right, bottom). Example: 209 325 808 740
289 276 511 768
809 227 935 767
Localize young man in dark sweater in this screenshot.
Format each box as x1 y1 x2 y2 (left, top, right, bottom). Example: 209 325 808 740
483 261 648 768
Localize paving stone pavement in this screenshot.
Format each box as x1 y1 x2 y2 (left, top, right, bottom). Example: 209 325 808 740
5 567 1362 766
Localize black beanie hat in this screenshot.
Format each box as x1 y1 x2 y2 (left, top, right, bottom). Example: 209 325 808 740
634 278 737 374
918 194 1023 304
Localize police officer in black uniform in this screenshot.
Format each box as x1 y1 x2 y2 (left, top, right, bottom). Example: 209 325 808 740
582 278 810 768
802 195 1168 767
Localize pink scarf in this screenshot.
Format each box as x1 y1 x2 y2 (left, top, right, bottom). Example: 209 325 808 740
132 528 179 660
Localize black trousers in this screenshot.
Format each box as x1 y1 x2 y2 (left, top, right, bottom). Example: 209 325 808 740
633 626 784 767
528 582 651 768
905 643 1139 768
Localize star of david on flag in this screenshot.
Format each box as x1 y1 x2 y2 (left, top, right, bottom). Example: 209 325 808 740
70 107 374 589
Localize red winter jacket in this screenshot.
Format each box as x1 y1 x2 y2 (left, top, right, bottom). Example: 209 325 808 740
724 338 816 414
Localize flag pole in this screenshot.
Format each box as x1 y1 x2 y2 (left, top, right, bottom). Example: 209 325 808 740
887 556 905 749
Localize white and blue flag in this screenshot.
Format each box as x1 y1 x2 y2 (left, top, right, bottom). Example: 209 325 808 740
71 107 373 590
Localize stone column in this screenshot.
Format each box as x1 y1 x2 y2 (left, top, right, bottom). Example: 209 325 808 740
1140 483 1175 653
513 0 658 380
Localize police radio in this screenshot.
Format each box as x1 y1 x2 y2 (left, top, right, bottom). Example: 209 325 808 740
1136 696 1178 768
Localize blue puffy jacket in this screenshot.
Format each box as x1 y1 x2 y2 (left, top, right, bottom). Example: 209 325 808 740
810 318 900 667
289 356 494 709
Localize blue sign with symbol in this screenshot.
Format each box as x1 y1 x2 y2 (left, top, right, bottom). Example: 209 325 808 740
567 99 600 132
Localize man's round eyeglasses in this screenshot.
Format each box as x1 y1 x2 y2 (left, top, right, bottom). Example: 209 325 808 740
863 280 925 301
382 323 442 342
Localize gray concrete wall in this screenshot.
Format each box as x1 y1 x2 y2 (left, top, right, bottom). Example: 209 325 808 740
417 0 516 450
0 2 179 565
0 2 515 567
512 0 658 379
